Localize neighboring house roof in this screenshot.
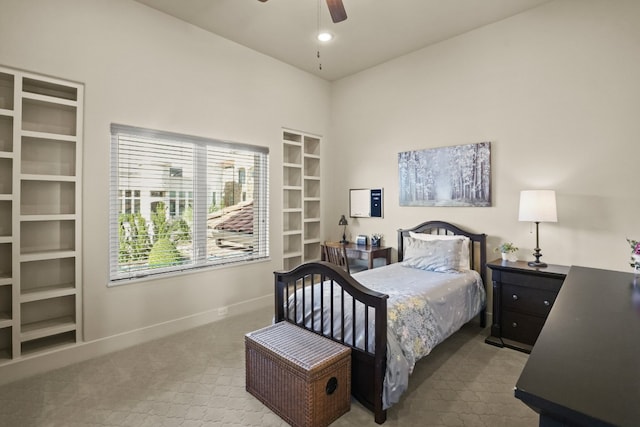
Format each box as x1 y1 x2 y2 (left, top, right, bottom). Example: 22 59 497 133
208 201 253 234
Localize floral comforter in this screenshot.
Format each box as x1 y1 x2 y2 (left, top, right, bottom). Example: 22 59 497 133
286 262 485 409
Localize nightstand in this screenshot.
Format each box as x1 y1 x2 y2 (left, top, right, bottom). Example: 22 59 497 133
485 259 570 353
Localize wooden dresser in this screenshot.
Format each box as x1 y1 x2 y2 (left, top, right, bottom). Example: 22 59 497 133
485 260 570 353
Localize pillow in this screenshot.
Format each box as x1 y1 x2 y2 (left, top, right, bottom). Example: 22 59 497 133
408 231 470 271
401 237 462 273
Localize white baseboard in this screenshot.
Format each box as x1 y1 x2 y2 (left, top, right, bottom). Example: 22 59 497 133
0 295 272 386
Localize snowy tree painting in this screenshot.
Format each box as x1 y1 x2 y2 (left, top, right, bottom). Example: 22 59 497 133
398 142 491 207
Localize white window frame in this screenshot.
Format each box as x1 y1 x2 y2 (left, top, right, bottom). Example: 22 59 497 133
109 124 269 284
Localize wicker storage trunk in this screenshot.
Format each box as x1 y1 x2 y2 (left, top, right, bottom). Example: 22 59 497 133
245 322 351 427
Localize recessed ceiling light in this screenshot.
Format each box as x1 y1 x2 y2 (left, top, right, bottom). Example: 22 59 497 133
317 32 333 42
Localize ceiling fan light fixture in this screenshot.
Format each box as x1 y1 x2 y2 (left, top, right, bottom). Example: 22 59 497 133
317 32 333 42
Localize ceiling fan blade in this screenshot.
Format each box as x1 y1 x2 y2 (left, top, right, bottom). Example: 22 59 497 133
258 0 346 23
326 0 347 23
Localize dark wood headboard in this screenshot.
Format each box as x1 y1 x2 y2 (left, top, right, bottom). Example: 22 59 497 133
397 220 487 289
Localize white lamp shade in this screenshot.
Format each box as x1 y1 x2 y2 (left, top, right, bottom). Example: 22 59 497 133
518 190 558 222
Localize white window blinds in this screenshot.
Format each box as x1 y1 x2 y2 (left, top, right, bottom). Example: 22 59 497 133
109 124 269 283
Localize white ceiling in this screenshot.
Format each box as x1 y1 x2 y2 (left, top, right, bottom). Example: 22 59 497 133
134 0 551 81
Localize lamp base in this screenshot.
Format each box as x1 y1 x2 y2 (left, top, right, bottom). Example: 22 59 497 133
529 247 546 268
528 261 548 268
340 232 348 244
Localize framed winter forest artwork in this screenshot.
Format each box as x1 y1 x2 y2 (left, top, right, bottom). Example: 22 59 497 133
398 142 491 207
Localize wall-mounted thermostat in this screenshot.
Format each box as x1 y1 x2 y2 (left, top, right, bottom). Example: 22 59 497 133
349 188 383 218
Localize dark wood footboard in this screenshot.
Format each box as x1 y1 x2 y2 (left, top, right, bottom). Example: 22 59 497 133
274 261 389 424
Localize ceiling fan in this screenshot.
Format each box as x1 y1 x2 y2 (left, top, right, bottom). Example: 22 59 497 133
258 0 347 23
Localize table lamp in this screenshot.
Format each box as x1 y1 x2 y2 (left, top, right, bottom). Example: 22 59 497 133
518 190 557 268
338 215 348 244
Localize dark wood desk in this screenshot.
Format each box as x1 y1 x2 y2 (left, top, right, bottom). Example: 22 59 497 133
321 243 391 270
515 266 640 427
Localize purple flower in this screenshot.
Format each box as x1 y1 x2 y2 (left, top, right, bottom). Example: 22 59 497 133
635 243 640 255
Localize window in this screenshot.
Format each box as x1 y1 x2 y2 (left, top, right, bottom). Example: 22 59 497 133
110 124 269 283
120 189 141 214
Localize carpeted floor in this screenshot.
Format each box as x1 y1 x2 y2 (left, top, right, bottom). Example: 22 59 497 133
0 305 537 426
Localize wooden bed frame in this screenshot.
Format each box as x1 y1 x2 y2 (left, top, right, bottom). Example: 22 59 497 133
274 221 487 424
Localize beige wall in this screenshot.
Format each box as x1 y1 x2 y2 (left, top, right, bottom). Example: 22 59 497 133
0 0 330 379
328 0 640 276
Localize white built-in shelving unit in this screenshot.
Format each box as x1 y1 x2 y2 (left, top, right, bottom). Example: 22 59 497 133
0 65 83 363
282 129 321 270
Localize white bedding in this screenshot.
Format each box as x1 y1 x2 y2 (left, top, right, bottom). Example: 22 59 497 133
286 262 486 409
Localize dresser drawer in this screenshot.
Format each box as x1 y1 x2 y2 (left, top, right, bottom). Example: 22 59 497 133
500 271 564 293
501 310 546 346
501 284 558 317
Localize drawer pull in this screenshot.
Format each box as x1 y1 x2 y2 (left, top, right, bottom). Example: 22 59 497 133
512 294 519 301
543 300 550 306
512 322 518 328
